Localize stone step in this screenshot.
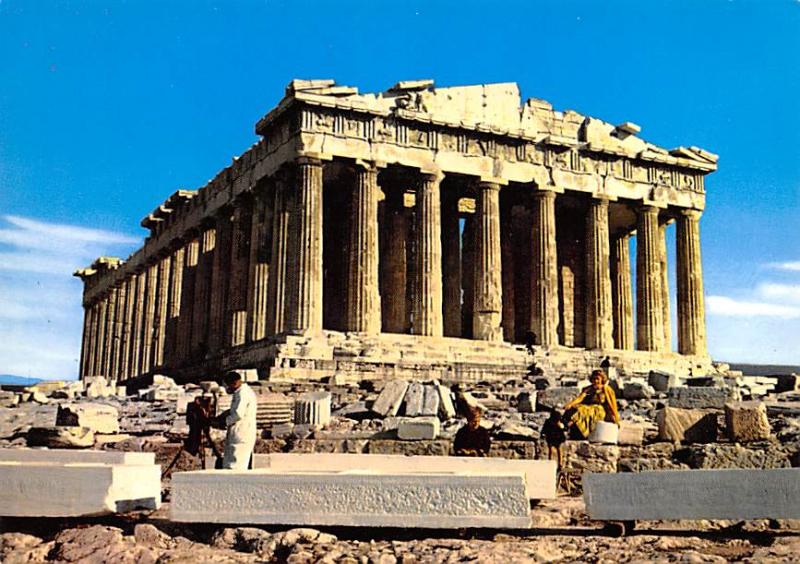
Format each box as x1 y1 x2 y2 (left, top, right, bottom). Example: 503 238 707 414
0 448 154 466
171 469 531 528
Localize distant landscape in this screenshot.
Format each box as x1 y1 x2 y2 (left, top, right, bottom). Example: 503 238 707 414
0 374 43 386
727 363 800 376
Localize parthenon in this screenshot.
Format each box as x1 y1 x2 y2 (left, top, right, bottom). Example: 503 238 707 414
75 79 717 384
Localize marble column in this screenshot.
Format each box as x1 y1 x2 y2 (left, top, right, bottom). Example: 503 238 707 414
461 216 475 339
288 158 324 334
266 175 291 336
636 205 664 351
611 233 634 350
677 209 707 356
192 226 216 358
209 210 233 353
140 262 159 373
85 302 99 377
94 295 108 377
104 288 118 379
585 197 613 350
109 284 125 381
473 181 503 341
119 276 135 380
165 244 185 365
500 203 515 342
412 172 444 337
177 238 199 363
247 187 272 342
659 222 672 351
530 190 559 346
380 187 408 333
345 162 381 333
79 305 92 379
128 271 145 377
153 255 171 369
441 190 462 337
227 201 253 347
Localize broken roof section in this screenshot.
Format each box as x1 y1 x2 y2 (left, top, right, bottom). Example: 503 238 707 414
260 79 717 171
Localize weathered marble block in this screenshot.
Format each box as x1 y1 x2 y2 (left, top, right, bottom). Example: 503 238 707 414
397 416 440 440
725 401 771 442
371 380 409 416
0 462 161 517
584 469 800 520
0 448 154 466
56 403 120 434
403 382 425 416
171 470 531 528
657 407 718 444
421 385 440 416
668 387 738 409
253 453 557 499
294 391 331 426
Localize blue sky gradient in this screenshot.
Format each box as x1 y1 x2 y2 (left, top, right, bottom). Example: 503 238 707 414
1 1 798 378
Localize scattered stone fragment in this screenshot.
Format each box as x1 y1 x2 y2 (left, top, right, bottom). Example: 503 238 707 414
668 386 738 409
517 391 536 413
404 382 425 416
26 426 94 448
725 401 771 442
436 385 456 419
536 387 578 411
56 402 120 434
372 380 409 417
420 385 440 416
656 407 718 444
397 417 440 440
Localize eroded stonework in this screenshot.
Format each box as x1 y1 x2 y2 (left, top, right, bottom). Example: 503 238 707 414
76 79 716 384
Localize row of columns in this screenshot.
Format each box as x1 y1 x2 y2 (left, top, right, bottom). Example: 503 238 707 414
79 157 708 381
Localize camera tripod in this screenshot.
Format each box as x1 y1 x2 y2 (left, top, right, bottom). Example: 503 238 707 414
162 395 224 478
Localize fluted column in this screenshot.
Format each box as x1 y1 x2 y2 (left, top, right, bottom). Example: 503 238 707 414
585 197 613 350
165 244 185 365
381 188 408 333
412 172 443 336
441 190 462 337
140 262 158 373
247 187 273 342
473 181 503 341
177 238 199 363
288 158 324 334
636 205 664 351
677 209 707 356
209 211 233 353
345 162 381 333
84 303 98 377
94 295 108 377
192 227 216 358
227 201 252 347
611 233 634 350
119 276 134 380
79 305 91 379
266 175 291 336
153 255 171 368
659 222 672 351
530 190 559 346
128 271 145 377
110 284 125 381
461 216 475 338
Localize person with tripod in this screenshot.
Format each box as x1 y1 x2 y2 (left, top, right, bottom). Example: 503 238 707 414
217 370 257 470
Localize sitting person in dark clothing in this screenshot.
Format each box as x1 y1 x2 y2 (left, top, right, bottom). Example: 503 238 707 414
541 408 567 470
453 405 491 457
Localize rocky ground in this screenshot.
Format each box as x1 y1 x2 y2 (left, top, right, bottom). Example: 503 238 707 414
1 369 799 562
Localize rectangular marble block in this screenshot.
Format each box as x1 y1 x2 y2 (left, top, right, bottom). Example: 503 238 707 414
0 462 161 517
171 470 531 529
0 448 155 466
254 453 557 500
584 469 800 520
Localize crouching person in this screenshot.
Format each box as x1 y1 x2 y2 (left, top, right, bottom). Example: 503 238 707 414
218 370 257 470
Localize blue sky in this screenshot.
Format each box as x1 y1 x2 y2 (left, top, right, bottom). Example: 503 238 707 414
1 1 798 378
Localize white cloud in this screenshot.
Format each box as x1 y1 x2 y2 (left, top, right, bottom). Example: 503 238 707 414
0 214 139 379
757 283 800 305
706 295 800 319
766 261 800 272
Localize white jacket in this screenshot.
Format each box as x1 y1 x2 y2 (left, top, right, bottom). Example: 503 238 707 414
222 382 257 469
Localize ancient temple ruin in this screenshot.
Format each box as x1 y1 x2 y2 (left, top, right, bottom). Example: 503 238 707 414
75 79 717 384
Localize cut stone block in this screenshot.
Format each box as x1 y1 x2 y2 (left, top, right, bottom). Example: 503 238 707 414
371 380 409 417
648 370 677 392
0 462 161 516
176 392 202 415
421 385 440 416
171 470 531 528
0 449 154 466
397 416 440 440
725 402 771 442
253 453 557 500
668 387 738 409
588 421 619 444
656 407 718 444
517 391 537 413
437 385 456 419
584 469 800 520
294 391 331 426
617 422 645 446
216 393 293 427
403 382 425 416
27 426 95 449
622 381 654 400
536 387 579 411
56 403 120 434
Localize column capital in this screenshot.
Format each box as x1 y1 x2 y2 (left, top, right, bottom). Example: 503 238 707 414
638 203 660 214
590 195 611 206
354 159 385 172
295 155 325 167
477 180 502 192
478 176 508 187
532 189 557 201
679 208 703 220
418 168 444 183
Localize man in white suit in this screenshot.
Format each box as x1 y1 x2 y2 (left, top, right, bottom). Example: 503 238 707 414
219 370 257 470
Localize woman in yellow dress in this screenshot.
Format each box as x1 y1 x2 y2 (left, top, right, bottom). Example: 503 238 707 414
562 369 620 439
